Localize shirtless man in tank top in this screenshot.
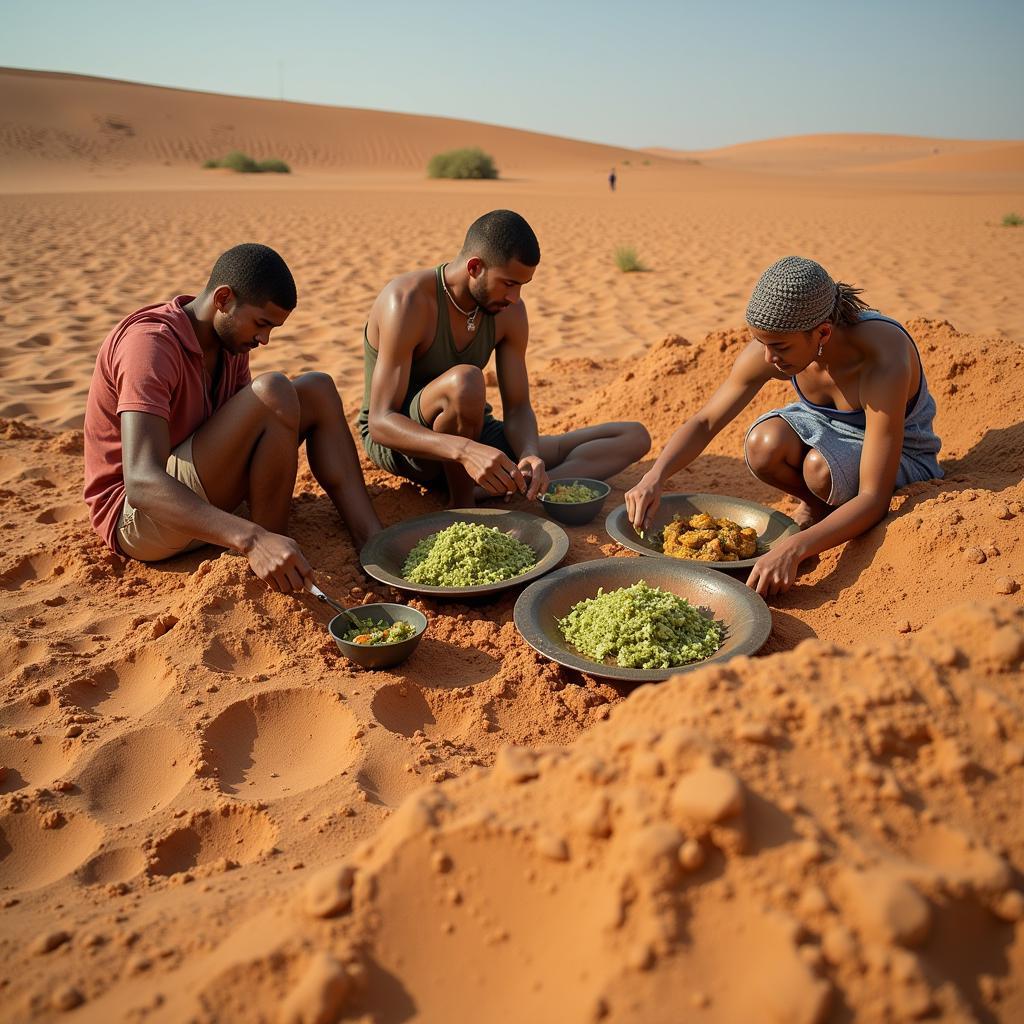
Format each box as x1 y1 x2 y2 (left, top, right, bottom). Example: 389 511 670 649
359 210 650 507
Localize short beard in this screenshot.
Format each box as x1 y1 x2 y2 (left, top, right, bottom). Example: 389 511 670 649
467 274 488 310
214 310 242 351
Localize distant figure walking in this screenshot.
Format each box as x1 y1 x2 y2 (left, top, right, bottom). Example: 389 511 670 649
608 167 617 192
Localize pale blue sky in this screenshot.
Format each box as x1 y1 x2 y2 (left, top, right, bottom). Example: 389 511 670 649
2 0 1022 150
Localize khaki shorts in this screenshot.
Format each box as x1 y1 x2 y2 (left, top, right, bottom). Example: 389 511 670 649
117 436 209 562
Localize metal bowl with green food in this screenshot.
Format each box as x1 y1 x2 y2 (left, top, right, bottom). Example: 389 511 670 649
538 478 611 526
328 603 428 670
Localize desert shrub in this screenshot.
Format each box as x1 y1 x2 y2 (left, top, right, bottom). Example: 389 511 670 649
218 150 260 173
1003 212 1023 227
427 147 498 179
614 246 647 272
201 152 291 174
256 158 290 173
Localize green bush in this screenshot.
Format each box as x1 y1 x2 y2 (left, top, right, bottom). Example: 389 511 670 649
256 158 291 174
201 152 291 174
427 147 499 179
1003 212 1023 227
614 246 647 273
218 150 260 173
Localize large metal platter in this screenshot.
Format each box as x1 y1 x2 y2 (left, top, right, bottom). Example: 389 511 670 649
360 508 569 600
605 492 800 571
514 556 772 682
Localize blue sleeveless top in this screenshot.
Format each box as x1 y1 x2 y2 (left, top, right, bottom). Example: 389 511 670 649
789 310 941 460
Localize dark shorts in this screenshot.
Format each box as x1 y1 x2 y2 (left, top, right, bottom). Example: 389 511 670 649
361 387 516 486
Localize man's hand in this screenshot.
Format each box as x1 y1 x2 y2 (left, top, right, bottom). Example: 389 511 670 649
243 527 315 593
518 455 548 500
460 439 526 496
625 472 662 534
746 537 806 597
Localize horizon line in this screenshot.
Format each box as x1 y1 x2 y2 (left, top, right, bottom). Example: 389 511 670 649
3 64 1019 154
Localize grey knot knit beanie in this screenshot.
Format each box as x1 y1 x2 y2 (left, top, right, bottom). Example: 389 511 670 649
746 256 838 332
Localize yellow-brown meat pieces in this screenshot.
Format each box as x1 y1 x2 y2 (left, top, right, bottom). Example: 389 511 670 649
662 513 758 562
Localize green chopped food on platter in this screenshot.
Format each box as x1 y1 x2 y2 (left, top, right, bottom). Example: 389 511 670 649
402 521 536 587
558 580 723 669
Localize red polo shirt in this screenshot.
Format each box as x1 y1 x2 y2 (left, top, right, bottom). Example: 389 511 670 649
83 296 251 553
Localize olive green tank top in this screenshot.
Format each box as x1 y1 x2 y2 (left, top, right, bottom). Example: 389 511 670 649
358 264 497 439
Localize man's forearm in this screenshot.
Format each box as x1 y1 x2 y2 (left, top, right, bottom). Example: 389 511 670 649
369 411 467 463
127 473 259 552
502 405 541 459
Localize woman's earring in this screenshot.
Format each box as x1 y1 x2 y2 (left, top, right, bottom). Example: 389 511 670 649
817 342 824 357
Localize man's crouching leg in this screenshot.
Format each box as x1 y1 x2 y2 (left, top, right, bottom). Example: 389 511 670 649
191 371 300 534
293 371 382 548
418 365 487 508
539 420 651 481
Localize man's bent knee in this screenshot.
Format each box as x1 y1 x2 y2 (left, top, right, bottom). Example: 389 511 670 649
294 371 344 413
446 365 486 406
625 421 651 459
251 372 300 427
435 366 486 433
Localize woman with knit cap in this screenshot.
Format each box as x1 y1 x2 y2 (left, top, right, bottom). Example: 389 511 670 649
625 256 943 596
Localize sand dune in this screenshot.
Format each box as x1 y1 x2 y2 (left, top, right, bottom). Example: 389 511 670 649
648 132 1024 178
0 69 1022 1022
0 67 655 188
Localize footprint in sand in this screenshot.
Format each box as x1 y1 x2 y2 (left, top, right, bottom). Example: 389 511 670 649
371 646 501 738
0 550 59 591
0 639 49 685
203 689 359 800
73 725 194 825
0 809 102 894
63 649 179 720
35 503 84 525
201 634 286 677
0 732 74 794
147 805 278 877
76 845 148 887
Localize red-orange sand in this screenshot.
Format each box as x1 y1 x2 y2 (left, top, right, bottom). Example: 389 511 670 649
0 69 1022 1022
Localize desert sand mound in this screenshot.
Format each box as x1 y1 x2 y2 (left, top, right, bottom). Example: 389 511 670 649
260 600 1024 1024
0 315 1021 1020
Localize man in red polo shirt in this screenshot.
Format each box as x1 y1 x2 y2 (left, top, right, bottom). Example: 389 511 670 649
84 243 381 593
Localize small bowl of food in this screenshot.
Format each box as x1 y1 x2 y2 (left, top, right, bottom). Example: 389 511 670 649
328 603 428 670
539 478 611 526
